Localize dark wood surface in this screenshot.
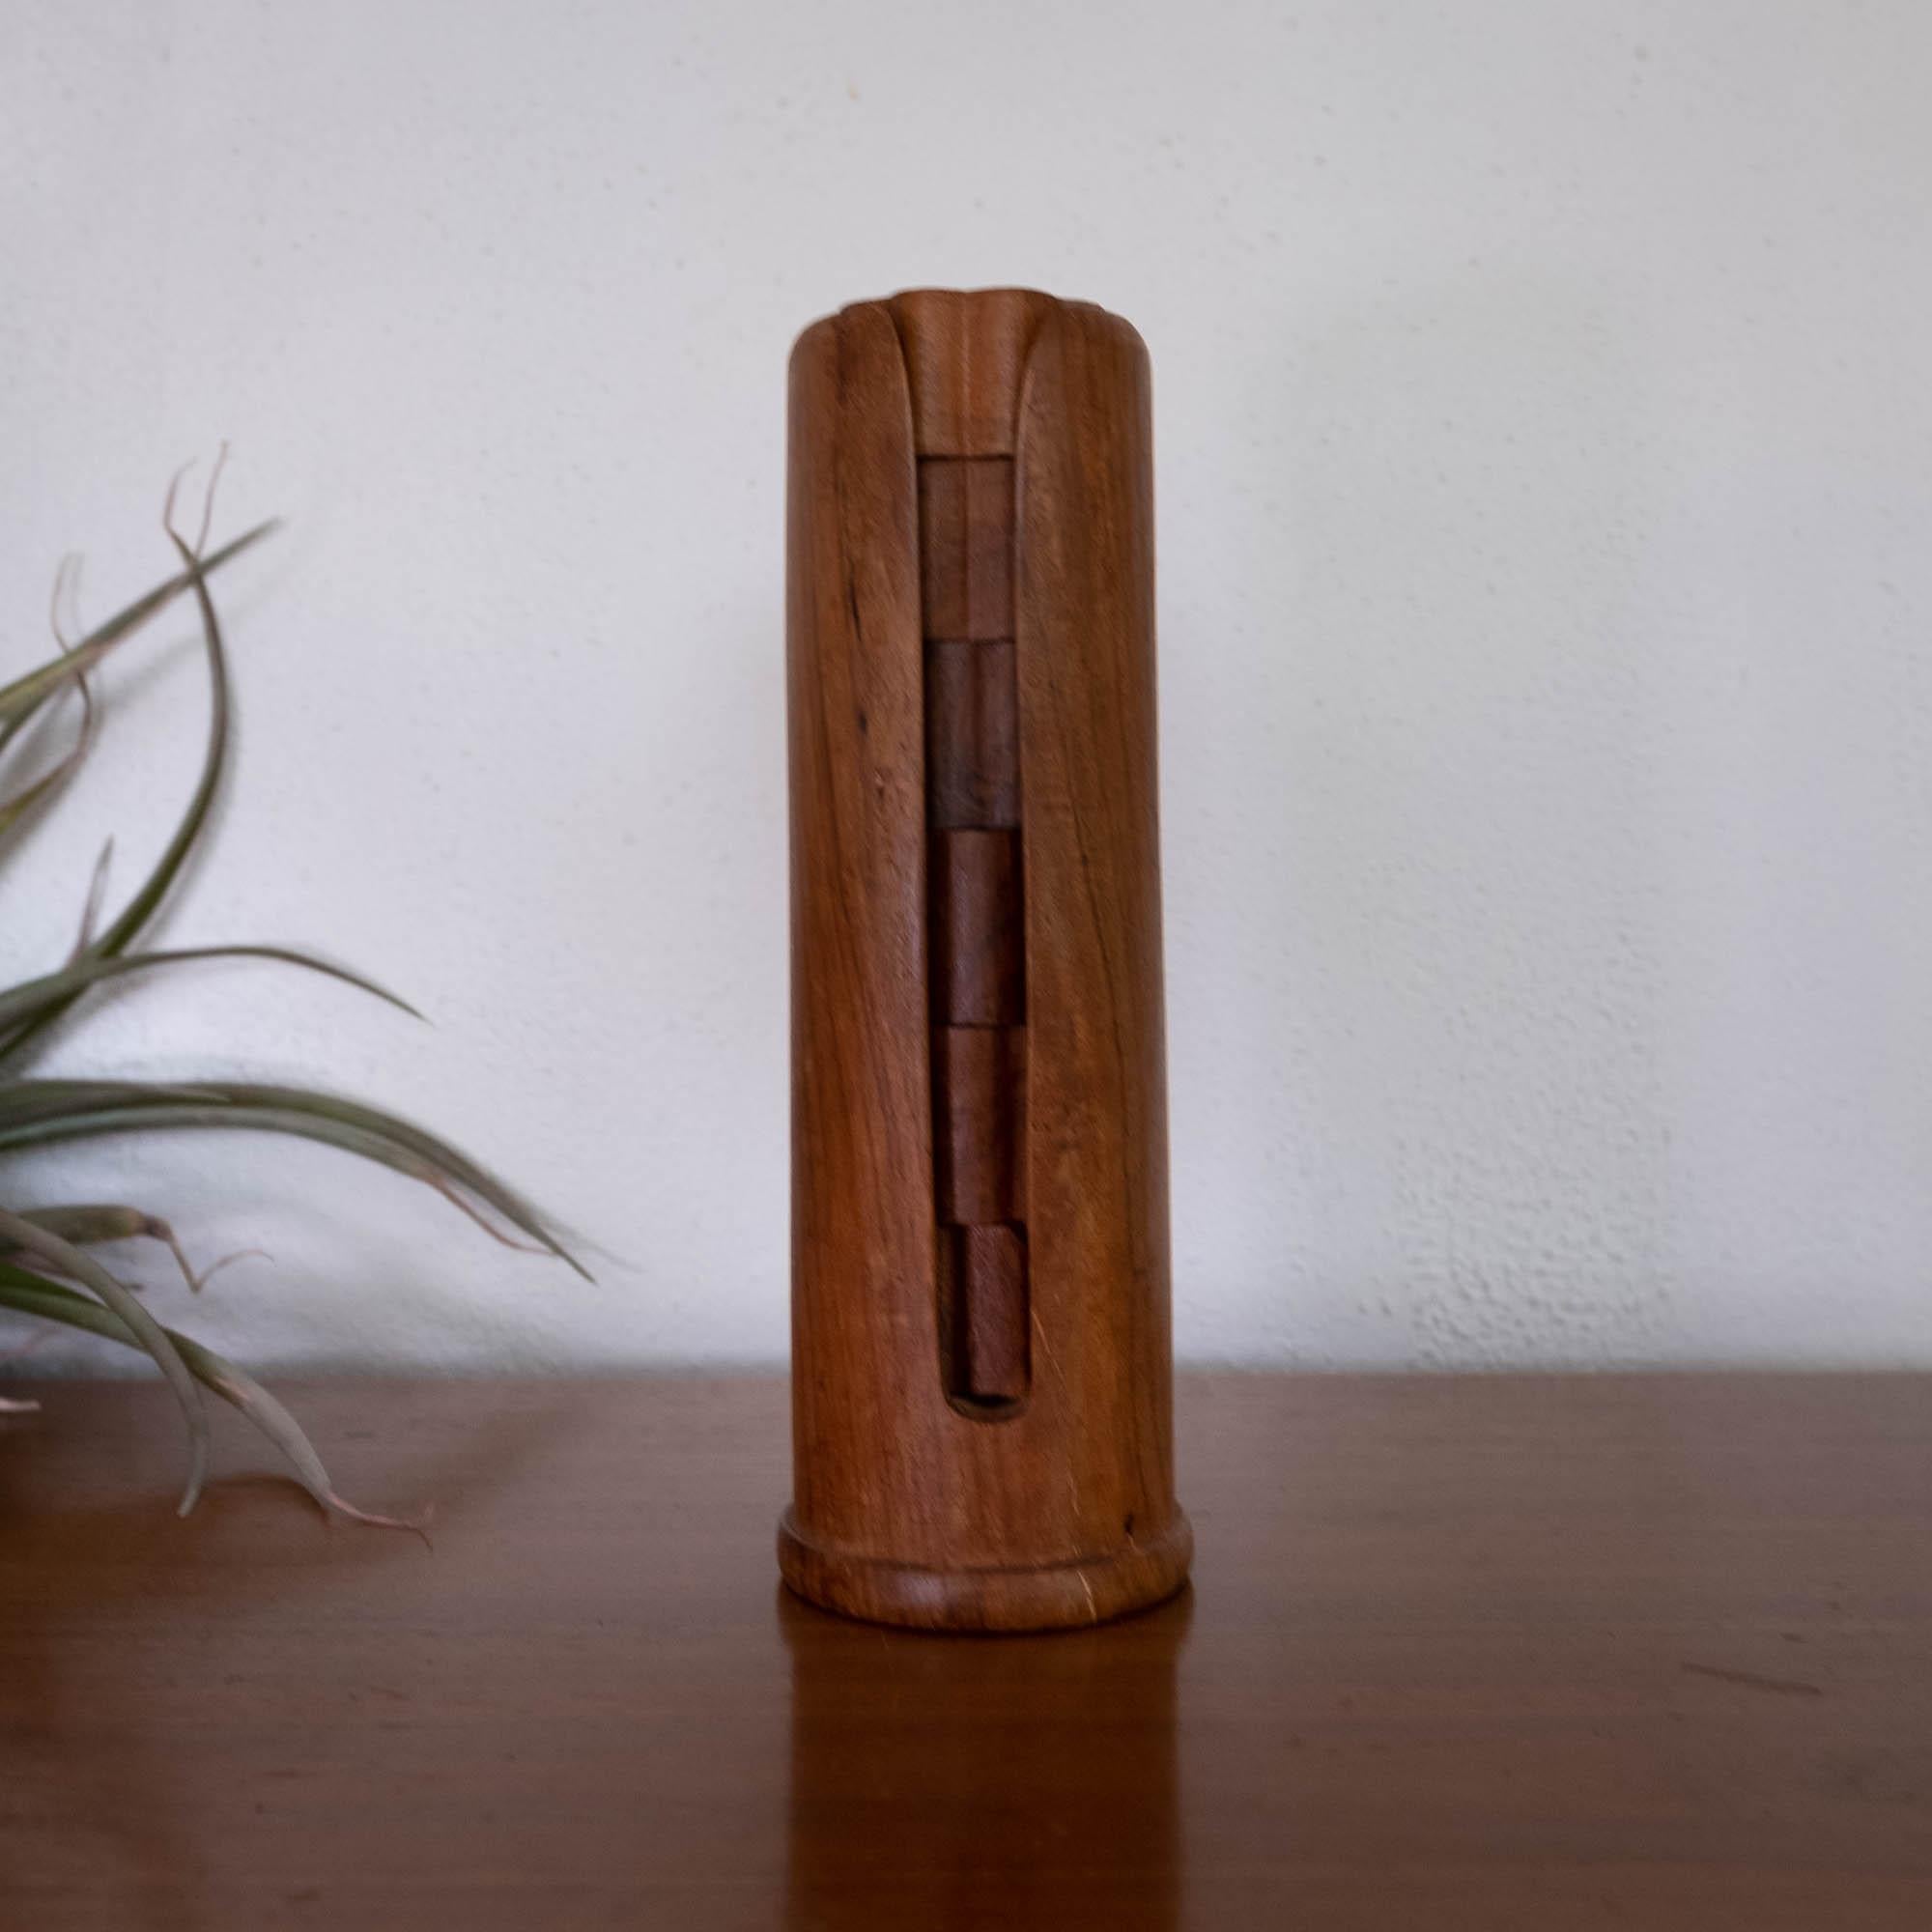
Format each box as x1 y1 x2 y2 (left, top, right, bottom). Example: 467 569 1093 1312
5 1372 1931 1928
785 293 1184 1626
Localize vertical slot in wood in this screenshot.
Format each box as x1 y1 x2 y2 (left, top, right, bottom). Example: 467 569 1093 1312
930 829 1023 1025
925 641 1019 829
952 1224 1030 1402
919 452 1030 1411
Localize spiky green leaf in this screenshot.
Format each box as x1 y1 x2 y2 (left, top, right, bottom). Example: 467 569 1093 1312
0 1079 584 1275
0 1205 209 1512
0 945 420 1037
0 1264 418 1532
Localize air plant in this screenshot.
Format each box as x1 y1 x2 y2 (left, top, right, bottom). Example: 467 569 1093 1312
0 462 581 1530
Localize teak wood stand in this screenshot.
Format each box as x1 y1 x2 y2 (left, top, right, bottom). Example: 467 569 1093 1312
780 289 1191 1631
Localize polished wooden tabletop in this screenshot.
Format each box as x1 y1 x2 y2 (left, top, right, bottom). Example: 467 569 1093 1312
4 1372 1929 1928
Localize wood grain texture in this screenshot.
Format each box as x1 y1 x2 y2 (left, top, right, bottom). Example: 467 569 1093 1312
952 1223 1031 1400
1012 300 1178 1572
785 302 936 1562
929 828 1023 1024
919 456 1014 639
786 292 1185 1627
932 1024 1025 1224
924 639 1020 830
887 287 1056 456
7 1373 1932 1929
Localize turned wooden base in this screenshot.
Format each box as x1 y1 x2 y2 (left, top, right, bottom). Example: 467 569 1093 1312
778 1509 1193 1634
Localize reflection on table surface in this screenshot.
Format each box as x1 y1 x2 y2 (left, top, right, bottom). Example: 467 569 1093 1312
782 1586 1189 1931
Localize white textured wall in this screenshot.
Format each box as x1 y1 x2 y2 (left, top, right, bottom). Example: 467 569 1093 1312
4 1 1931 1373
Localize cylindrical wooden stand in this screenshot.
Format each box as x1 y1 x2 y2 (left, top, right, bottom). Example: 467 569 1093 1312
780 289 1190 1632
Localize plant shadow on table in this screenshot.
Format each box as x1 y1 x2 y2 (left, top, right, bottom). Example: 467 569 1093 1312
781 1585 1192 1931
0 1391 584 1932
